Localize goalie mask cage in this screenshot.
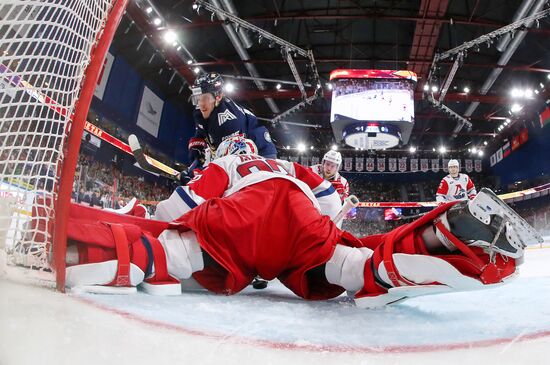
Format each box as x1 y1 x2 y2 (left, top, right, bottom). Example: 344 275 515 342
0 0 128 291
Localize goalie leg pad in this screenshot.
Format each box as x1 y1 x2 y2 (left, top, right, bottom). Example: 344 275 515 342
325 244 373 292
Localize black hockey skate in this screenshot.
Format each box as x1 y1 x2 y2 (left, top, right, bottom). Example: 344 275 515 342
437 188 543 259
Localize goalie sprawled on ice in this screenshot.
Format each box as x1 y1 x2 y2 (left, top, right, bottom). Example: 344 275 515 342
65 137 542 308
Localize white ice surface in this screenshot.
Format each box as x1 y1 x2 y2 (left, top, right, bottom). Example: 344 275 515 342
1 246 550 365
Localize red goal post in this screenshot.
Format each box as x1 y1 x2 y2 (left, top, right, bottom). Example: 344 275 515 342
0 0 129 291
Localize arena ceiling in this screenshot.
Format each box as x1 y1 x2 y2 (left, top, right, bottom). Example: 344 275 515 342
110 0 550 157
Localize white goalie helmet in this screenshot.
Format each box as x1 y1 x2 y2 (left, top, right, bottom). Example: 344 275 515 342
323 150 342 167
215 136 258 159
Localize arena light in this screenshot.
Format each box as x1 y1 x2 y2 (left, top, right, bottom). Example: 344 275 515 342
439 146 446 154
145 7 153 14
193 67 200 74
478 150 484 157
163 30 177 43
331 144 338 151
275 83 281 90
409 146 416 153
483 141 488 145
286 145 290 149
423 84 430 91
192 3 199 10
310 146 314 150
327 83 333 90
297 143 306 152
524 89 533 98
547 74 550 80
153 18 162 26
187 60 193 65
463 86 470 94
510 103 523 113
472 147 477 153
432 147 436 152
511 88 523 98
224 82 235 93
468 148 471 152
431 85 438 93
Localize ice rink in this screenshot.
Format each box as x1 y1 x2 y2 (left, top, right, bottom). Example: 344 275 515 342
1 244 550 365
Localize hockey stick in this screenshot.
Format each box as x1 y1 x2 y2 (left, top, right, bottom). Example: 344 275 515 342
128 134 180 181
334 195 360 225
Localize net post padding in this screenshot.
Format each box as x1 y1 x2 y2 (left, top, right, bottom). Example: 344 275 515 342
52 0 130 292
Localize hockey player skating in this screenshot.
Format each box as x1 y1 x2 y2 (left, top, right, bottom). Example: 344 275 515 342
436 159 477 203
184 72 277 184
310 150 349 202
64 138 541 308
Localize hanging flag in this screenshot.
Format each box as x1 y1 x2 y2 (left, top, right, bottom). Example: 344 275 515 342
366 157 375 172
388 158 397 172
410 158 418 172
520 128 529 145
431 158 439 173
377 157 386 172
355 157 364 172
474 159 482 172
539 106 550 128
398 157 407 172
511 135 520 151
442 159 449 173
490 153 497 167
344 157 353 171
311 156 319 166
420 159 429 172
465 159 473 172
502 141 511 158
496 148 503 163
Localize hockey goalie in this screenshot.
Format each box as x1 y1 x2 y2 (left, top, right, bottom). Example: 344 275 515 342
64 137 542 308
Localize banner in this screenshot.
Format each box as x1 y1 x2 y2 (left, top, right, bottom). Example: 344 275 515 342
398 157 407 172
377 157 386 172
366 158 375 172
502 141 511 158
442 159 449 173
410 158 418 172
137 86 164 137
355 157 364 172
511 135 520 151
311 156 319 166
344 157 353 171
300 156 309 166
465 159 473 173
496 148 503 163
388 158 397 172
520 128 529 145
490 153 497 167
420 159 429 172
431 158 439 173
474 159 482 172
93 52 115 100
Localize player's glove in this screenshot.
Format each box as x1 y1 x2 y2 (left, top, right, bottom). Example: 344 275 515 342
188 137 207 162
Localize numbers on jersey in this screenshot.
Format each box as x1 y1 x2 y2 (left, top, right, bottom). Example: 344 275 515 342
236 159 288 178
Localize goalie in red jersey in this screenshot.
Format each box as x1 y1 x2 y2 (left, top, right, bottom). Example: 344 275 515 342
64 137 541 307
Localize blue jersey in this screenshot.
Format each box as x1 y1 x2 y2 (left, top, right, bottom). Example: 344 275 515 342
193 98 277 158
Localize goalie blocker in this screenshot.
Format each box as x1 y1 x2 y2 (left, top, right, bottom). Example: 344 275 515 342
64 185 540 307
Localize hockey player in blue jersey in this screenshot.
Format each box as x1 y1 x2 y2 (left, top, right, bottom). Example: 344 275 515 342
186 72 277 177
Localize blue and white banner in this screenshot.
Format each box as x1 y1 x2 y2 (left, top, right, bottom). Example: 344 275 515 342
137 86 164 137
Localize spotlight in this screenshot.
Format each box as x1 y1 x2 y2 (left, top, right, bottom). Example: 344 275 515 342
432 147 436 152
472 147 477 153
193 67 200 74
145 7 153 14
163 30 177 43
524 89 533 98
153 18 162 26
483 141 488 146
331 145 338 151
310 146 314 150
511 88 522 98
192 3 198 10
463 86 470 93
327 83 333 90
478 150 484 157
187 59 193 65
439 146 446 154
423 84 430 91
547 74 550 80
286 145 290 149
275 83 281 90
468 148 471 152
510 104 523 113
409 146 416 153
297 143 306 152
224 83 235 93
431 85 438 92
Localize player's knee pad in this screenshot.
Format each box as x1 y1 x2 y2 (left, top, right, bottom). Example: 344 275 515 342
325 244 373 292
155 189 192 222
157 229 204 280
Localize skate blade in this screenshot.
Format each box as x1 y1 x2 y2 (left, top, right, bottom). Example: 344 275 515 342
472 188 543 246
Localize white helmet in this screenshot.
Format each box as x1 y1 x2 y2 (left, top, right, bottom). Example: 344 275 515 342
322 150 342 167
215 136 258 159
448 159 460 168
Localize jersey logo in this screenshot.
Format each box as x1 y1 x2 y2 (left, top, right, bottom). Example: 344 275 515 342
453 184 466 199
218 109 236 126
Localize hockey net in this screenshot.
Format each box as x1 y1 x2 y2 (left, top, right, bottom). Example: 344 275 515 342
0 0 127 290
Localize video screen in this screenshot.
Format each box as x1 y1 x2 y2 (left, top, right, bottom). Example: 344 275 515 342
384 208 402 221
330 78 415 124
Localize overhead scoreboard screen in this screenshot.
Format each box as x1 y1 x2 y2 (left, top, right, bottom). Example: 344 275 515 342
330 69 417 150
